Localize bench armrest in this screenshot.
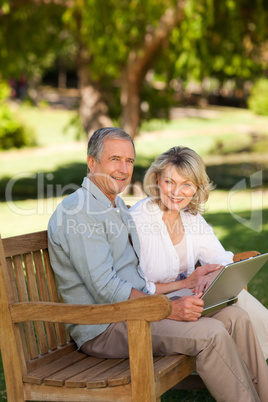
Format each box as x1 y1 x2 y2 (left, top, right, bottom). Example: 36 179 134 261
233 251 260 262
10 294 172 325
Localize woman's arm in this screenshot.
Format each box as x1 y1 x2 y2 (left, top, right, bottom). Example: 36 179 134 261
154 264 221 294
155 280 187 294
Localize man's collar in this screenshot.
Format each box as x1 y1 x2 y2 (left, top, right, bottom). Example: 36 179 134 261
81 176 119 208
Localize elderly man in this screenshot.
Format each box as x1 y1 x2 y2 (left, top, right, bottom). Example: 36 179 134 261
48 127 268 402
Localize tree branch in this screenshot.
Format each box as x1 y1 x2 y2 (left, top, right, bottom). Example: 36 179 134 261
129 0 185 81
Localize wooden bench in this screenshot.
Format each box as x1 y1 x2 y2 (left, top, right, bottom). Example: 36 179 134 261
0 230 259 401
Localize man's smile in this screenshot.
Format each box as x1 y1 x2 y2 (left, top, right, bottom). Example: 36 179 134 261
111 176 128 181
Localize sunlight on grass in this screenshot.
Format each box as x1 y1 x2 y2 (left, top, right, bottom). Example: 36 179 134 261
206 189 268 212
139 107 268 133
135 135 216 158
0 144 87 179
15 105 78 145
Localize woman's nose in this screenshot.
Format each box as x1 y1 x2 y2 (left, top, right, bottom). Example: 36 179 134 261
172 185 182 196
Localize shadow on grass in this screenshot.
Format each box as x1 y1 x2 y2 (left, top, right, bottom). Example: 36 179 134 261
204 209 268 308
0 162 87 201
206 163 268 189
1 159 268 201
162 388 215 401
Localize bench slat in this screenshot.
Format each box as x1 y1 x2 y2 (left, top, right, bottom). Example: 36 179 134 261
26 342 76 372
86 359 131 389
24 252 49 355
33 250 58 351
65 359 125 388
13 254 40 360
107 356 162 388
42 248 70 345
154 355 190 380
23 350 88 385
44 356 105 387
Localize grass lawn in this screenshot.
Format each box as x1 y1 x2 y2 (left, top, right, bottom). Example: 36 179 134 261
0 104 268 400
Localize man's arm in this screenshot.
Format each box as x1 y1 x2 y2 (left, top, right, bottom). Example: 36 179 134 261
129 288 147 299
129 288 204 322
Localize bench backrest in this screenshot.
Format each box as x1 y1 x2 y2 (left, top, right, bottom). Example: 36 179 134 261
0 231 72 376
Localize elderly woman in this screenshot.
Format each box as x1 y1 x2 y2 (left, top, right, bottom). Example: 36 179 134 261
130 146 268 359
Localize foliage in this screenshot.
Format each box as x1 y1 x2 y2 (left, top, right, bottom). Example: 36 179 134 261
155 0 267 87
248 78 268 116
0 83 37 149
0 2 75 82
1 0 268 136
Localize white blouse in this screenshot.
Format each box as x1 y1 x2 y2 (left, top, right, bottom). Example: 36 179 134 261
130 198 234 294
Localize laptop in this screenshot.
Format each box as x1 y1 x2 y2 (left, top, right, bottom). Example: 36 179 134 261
167 252 268 316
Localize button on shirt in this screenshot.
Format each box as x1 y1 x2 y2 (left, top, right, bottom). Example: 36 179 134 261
48 177 148 348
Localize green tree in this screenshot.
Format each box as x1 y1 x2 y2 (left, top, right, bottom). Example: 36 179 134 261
0 1 75 99
1 0 267 138
60 0 268 137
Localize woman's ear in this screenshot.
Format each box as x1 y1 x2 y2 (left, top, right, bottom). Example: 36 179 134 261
87 155 95 173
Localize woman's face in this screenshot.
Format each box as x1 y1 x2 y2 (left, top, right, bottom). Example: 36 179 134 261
158 164 197 212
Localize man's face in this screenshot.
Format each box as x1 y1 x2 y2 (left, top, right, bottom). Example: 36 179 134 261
87 139 135 203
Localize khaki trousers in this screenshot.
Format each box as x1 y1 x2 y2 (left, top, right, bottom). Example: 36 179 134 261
82 305 268 402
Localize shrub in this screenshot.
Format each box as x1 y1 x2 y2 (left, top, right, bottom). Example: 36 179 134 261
248 78 268 116
0 83 37 150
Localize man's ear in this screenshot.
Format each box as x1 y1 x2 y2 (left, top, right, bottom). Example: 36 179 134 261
87 155 96 173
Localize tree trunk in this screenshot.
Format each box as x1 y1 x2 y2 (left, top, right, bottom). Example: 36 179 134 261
58 58 67 89
79 83 113 138
76 13 112 139
120 3 185 139
120 65 143 138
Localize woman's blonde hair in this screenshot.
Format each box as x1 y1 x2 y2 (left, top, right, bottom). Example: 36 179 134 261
143 146 214 215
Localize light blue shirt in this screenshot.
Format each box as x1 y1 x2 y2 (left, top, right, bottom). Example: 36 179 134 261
48 177 148 348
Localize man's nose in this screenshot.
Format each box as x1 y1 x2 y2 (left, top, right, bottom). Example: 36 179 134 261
119 161 128 173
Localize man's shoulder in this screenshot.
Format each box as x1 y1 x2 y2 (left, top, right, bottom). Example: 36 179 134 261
116 195 128 209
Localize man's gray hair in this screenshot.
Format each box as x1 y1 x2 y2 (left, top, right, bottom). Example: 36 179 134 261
87 127 136 162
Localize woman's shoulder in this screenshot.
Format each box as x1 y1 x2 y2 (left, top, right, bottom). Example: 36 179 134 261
130 197 160 221
130 197 157 212
129 197 148 212
181 210 213 233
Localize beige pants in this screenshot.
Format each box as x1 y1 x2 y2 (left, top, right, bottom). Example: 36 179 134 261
237 289 268 360
82 305 268 402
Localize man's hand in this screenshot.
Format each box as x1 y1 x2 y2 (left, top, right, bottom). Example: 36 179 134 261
184 264 221 290
168 294 204 322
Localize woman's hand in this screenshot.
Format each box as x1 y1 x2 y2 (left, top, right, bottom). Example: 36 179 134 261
184 264 221 290
193 267 224 294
